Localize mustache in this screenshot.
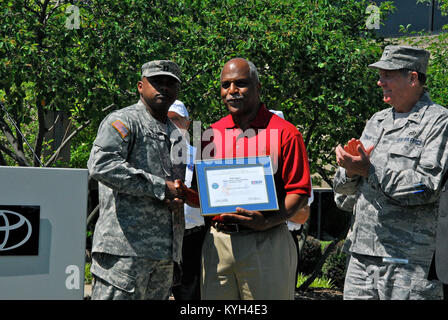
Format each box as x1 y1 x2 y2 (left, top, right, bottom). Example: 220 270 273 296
227 96 243 100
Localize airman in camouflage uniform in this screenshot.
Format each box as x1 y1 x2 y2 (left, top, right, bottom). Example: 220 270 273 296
334 46 448 300
87 60 189 300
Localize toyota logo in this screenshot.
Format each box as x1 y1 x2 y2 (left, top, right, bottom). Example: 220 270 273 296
0 209 33 251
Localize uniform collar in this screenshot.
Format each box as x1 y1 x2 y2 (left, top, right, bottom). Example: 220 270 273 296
407 91 432 124
376 91 432 128
137 99 170 134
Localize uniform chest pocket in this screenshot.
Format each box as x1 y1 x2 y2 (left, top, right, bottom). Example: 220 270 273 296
388 145 422 170
142 131 169 149
141 132 171 170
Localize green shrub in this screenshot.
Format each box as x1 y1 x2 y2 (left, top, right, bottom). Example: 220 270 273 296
296 273 334 289
85 263 93 285
321 241 348 291
298 236 322 275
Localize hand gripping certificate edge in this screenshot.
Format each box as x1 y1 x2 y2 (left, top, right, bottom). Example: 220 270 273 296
194 156 279 216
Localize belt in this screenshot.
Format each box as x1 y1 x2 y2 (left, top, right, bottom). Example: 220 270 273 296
212 223 252 234
184 225 205 237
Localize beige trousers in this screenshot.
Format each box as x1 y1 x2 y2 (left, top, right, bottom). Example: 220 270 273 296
201 223 297 300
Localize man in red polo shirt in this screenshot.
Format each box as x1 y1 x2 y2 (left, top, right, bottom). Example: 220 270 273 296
199 58 311 300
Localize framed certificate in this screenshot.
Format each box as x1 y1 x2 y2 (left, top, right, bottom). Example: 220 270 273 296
195 156 279 216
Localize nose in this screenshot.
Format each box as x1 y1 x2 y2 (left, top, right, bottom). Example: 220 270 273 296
377 76 386 87
228 82 238 95
155 81 170 94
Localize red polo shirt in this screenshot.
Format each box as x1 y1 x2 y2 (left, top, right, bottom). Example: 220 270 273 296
200 104 311 200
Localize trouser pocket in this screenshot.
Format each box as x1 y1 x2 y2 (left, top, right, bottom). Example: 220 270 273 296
90 252 136 294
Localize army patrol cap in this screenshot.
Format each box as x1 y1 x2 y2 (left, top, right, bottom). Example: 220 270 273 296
141 60 181 83
369 45 430 74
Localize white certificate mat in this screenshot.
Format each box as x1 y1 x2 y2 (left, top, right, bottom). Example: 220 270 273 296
206 165 269 207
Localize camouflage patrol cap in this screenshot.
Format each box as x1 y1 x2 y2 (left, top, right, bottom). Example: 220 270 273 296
369 45 430 74
141 60 181 83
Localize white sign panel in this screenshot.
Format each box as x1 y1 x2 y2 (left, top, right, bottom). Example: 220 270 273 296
0 166 88 299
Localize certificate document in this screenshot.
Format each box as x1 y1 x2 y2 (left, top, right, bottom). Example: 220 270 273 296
195 156 278 216
206 165 269 207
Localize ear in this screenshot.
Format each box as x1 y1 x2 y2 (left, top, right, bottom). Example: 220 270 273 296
409 71 418 86
137 80 144 93
255 82 262 96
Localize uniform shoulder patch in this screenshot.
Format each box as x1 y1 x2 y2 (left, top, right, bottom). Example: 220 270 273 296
111 120 129 138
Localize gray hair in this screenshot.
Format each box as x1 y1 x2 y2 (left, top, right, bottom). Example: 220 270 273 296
399 68 427 86
247 60 260 84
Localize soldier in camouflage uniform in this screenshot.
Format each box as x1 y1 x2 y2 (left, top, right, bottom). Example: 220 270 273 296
333 46 448 300
87 60 191 300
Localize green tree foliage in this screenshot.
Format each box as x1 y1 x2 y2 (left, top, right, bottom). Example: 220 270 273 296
400 1 448 107
1 0 396 186
425 0 448 107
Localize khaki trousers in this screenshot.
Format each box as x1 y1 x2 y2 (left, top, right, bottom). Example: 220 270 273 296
201 223 297 300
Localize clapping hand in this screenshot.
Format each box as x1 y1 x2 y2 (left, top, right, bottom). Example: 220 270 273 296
336 139 374 178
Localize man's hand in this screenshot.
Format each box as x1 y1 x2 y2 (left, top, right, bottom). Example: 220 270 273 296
164 180 185 212
336 139 374 177
164 197 184 212
213 194 308 231
344 138 367 156
216 208 268 231
166 179 200 207
165 180 183 200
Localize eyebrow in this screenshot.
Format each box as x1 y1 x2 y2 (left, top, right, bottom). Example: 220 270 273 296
221 78 250 85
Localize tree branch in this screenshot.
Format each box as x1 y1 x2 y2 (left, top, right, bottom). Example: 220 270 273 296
46 112 61 133
44 103 116 167
23 0 39 16
0 116 30 166
0 150 6 166
315 165 334 189
46 0 63 21
34 102 47 166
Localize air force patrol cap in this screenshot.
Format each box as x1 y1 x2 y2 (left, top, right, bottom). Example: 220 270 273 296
369 45 430 75
141 60 182 83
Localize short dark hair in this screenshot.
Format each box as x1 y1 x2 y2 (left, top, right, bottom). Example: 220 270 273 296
399 68 427 86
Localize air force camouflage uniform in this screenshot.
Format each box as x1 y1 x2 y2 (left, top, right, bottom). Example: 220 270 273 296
334 46 448 300
87 61 186 300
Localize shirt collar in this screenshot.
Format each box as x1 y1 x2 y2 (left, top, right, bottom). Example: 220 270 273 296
221 103 272 129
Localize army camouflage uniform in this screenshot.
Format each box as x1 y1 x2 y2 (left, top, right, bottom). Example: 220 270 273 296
334 92 448 299
87 99 186 300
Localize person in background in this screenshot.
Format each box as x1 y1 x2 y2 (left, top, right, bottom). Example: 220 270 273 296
168 100 206 300
269 109 314 290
